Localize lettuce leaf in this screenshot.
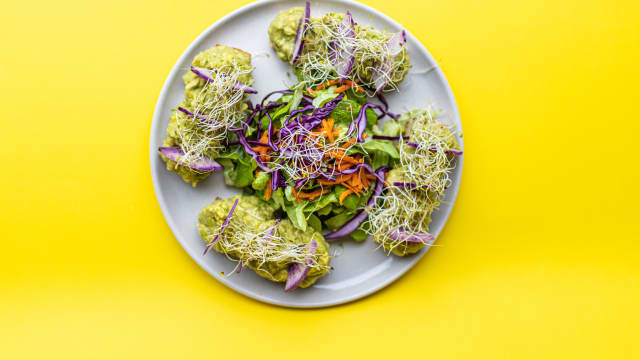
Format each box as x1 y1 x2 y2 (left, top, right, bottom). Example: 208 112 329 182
303 192 337 213
312 87 340 108
325 210 356 230
251 171 270 190
271 188 286 210
316 204 333 216
373 119 403 137
349 229 368 242
362 139 399 159
307 214 322 232
285 201 308 231
289 85 304 113
371 152 391 170
330 99 360 126
216 146 258 188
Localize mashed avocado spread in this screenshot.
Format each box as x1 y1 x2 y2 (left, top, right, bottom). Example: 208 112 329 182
367 111 459 256
160 45 253 186
268 7 304 62
268 8 410 91
198 195 331 288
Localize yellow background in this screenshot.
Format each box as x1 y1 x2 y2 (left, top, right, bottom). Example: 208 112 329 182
1 0 639 358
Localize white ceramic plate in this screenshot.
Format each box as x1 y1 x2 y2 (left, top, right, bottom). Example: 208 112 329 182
150 0 463 308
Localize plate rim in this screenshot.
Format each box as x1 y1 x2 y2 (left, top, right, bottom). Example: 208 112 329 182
149 0 464 308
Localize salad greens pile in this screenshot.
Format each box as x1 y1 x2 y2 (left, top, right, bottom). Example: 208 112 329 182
215 81 402 241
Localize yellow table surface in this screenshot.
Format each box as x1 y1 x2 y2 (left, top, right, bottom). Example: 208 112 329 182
2 0 639 358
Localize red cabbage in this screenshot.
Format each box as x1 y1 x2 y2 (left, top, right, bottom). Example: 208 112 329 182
242 108 258 131
261 89 293 105
301 116 323 130
442 149 464 155
284 104 314 125
271 169 281 191
387 30 407 56
294 178 308 189
177 106 210 123
284 240 317 293
158 146 222 172
347 103 384 142
258 102 287 121
265 113 278 151
203 198 239 255
370 31 406 95
233 130 271 172
291 2 311 65
376 94 399 119
335 163 383 182
329 11 356 78
312 93 345 119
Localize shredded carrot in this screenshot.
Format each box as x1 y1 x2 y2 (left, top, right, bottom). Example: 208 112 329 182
325 149 346 159
296 188 329 201
341 181 360 196
315 79 340 90
342 138 356 148
317 173 351 186
252 130 270 151
265 179 272 201
362 133 369 139
306 87 316 96
342 80 364 93
350 172 360 189
339 188 354 205
250 130 273 161
326 118 336 143
317 178 336 185
342 155 363 164
360 167 370 188
333 84 351 93
336 161 353 171
334 156 361 171
290 187 302 203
